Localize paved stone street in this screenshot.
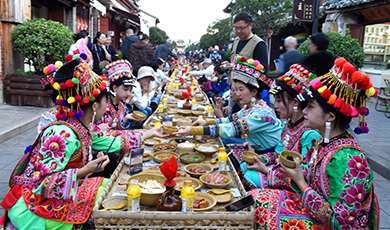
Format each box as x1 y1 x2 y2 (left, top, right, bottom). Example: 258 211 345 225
0 126 389 228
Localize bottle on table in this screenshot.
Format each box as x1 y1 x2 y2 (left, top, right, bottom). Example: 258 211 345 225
154 119 162 127
181 180 195 212
127 179 141 211
207 104 213 117
158 102 164 113
191 98 197 110
163 95 168 108
218 147 228 175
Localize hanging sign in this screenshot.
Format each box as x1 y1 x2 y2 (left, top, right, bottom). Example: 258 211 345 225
293 0 314 22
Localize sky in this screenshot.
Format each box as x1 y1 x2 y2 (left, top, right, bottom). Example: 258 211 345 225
137 0 232 45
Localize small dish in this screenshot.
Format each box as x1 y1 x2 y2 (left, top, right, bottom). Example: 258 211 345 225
153 143 177 152
179 152 205 164
207 189 234 203
133 111 146 120
153 151 178 163
174 177 203 192
242 151 258 164
195 144 219 156
184 163 213 178
102 196 127 211
193 192 217 212
200 172 232 189
163 125 179 135
144 138 161 146
280 150 302 168
200 160 219 170
191 110 204 116
143 153 152 162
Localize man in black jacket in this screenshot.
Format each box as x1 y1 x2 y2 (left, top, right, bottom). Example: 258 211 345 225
277 36 304 76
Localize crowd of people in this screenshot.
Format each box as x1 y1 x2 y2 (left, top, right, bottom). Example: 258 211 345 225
0 11 380 230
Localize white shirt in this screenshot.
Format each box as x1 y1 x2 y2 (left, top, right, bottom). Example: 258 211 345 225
133 81 151 111
155 69 172 83
188 64 214 80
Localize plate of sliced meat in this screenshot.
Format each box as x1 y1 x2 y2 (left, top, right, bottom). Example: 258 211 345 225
200 172 232 189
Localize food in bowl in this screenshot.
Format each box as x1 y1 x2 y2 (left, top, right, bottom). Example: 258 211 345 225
157 153 175 161
133 111 146 120
189 167 208 174
176 171 189 178
204 173 228 185
155 144 176 151
182 155 203 162
193 198 209 209
138 179 166 193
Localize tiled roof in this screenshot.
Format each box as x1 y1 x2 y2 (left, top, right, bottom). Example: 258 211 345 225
322 0 376 10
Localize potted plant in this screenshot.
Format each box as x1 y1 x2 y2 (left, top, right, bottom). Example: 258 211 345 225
5 18 74 107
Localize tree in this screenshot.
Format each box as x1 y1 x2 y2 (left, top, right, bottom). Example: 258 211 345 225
185 43 198 52
199 33 215 50
11 18 74 75
149 26 169 45
231 0 293 39
206 17 234 46
172 40 178 51
298 30 364 69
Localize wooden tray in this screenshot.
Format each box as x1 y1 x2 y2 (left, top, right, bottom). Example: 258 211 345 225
93 138 254 230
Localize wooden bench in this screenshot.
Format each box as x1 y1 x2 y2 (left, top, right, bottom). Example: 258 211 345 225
4 73 53 108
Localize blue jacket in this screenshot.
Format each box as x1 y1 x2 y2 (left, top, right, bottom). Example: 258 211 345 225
154 44 176 60
121 35 139 59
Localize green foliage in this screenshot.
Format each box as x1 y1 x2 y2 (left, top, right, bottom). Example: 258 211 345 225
199 33 215 50
199 17 233 50
185 43 198 52
12 69 36 75
149 26 169 45
172 40 177 51
297 30 364 68
117 50 123 60
231 0 293 38
225 48 232 61
11 18 74 75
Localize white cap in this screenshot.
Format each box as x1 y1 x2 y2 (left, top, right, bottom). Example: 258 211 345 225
214 45 219 51
166 39 173 44
202 59 212 65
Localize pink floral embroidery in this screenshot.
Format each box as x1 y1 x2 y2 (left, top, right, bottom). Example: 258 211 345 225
333 200 347 213
345 183 366 209
31 162 50 187
336 209 358 230
306 193 322 210
342 174 353 183
41 135 66 158
348 155 369 180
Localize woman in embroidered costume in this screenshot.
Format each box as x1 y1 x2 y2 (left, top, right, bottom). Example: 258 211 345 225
97 60 145 133
1 58 167 229
174 56 282 155
249 58 380 230
240 64 322 190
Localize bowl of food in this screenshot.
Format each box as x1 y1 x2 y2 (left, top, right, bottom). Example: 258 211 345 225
280 150 302 168
177 142 196 154
242 151 258 164
144 138 161 146
174 177 203 192
128 174 166 206
200 172 232 189
175 170 191 178
179 110 192 116
191 110 204 116
193 192 217 212
133 111 146 120
143 152 153 162
163 125 179 135
153 151 178 163
153 143 177 152
179 152 205 164
184 163 213 178
195 94 205 102
195 144 219 156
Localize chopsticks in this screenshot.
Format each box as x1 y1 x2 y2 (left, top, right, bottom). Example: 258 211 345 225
93 136 117 173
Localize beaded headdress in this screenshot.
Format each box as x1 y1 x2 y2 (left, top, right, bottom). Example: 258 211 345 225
232 55 273 89
270 64 317 97
102 60 135 86
298 57 378 134
47 58 108 120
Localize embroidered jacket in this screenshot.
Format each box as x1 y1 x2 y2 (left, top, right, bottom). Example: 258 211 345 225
97 99 132 131
206 100 282 151
291 134 376 229
6 118 144 225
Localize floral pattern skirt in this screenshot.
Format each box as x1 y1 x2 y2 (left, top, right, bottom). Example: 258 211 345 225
249 189 332 230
